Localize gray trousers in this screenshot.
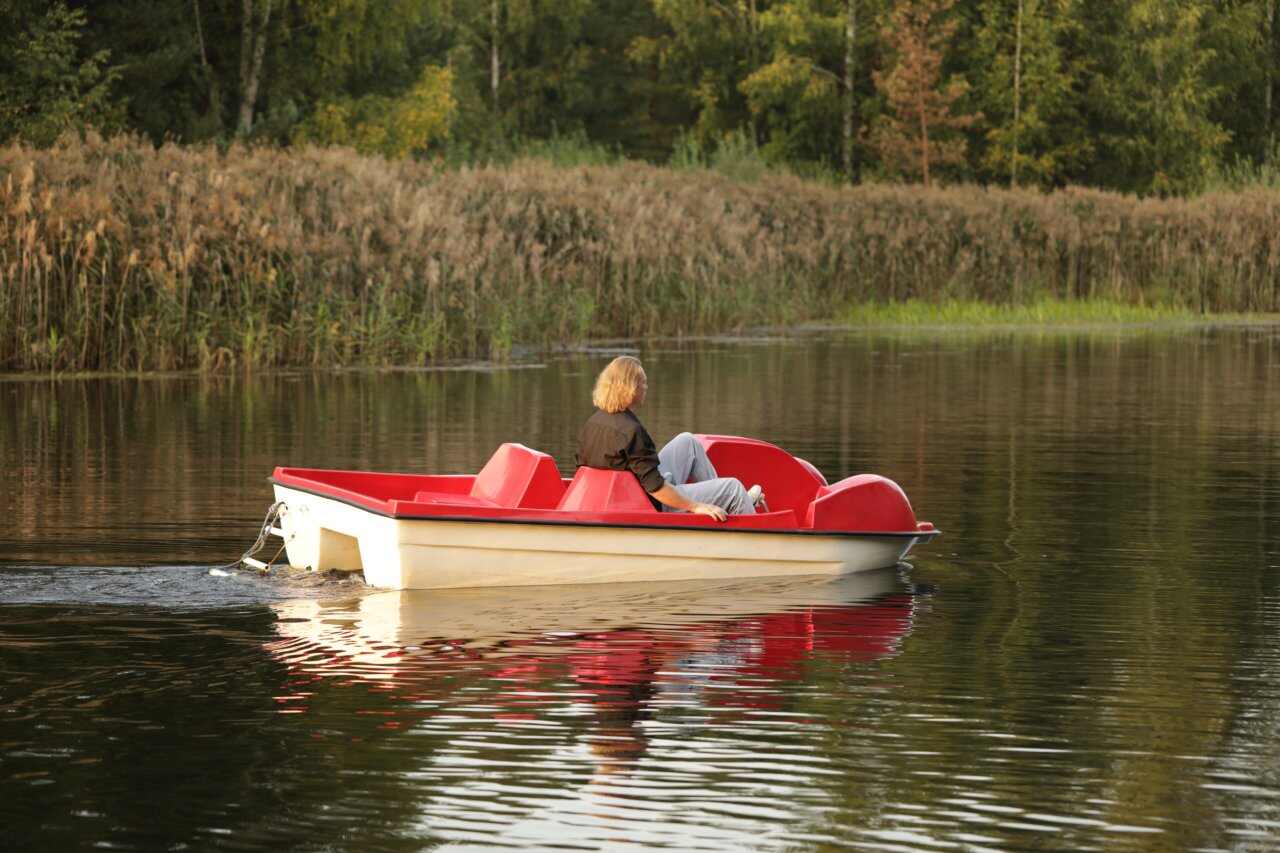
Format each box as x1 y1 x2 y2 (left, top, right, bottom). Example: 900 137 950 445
658 432 756 515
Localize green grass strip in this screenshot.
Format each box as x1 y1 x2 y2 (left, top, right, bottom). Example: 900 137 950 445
843 299 1209 328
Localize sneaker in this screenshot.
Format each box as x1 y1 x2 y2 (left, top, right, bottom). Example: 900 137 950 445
746 484 767 511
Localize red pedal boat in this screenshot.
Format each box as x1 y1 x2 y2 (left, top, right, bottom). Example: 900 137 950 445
267 434 939 590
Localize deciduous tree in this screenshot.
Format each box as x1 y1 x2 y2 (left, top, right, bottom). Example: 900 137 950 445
237 0 274 135
738 0 883 179
0 2 123 146
871 0 977 186
637 0 768 148
1081 0 1227 194
972 0 1084 186
293 64 455 157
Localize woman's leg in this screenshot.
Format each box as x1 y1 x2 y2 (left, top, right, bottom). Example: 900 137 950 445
659 432 755 513
657 432 718 485
676 478 756 515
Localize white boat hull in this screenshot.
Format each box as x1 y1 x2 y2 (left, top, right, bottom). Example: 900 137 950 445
268 570 907 673
274 485 931 590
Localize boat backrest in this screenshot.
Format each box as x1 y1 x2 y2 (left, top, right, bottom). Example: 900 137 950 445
804 474 918 532
696 434 826 517
470 443 567 509
557 467 657 513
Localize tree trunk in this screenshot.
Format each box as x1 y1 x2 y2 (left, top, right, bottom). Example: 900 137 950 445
919 89 930 188
1012 0 1024 185
1268 0 1276 156
491 0 501 111
238 0 251 128
192 0 222 132
749 0 760 143
237 0 272 137
193 0 209 69
844 0 857 181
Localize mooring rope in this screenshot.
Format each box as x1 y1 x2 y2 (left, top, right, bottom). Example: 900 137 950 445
210 500 287 575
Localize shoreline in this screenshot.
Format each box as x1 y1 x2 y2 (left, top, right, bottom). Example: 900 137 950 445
5 311 1276 383
7 138 1280 376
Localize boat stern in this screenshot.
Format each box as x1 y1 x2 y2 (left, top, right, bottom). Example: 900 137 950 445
273 484 405 587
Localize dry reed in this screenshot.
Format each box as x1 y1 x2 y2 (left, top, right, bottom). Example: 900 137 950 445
2 134 1277 372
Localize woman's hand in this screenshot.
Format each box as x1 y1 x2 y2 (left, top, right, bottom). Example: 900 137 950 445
652 483 728 521
690 502 728 522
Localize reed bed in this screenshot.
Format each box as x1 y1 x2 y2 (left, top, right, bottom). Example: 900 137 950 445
2 134 1278 372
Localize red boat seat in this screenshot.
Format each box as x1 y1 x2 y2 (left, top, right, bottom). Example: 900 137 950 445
558 467 658 513
695 434 826 517
469 443 566 509
804 474 918 532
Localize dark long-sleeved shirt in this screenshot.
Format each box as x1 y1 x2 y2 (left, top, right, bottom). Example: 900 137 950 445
575 409 665 505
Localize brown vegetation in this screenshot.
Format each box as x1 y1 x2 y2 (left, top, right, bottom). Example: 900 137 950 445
1 134 1278 372
872 0 977 187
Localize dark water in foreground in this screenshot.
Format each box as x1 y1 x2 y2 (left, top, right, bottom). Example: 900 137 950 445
3 326 1280 851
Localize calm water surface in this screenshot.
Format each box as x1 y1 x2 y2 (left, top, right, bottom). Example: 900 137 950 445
3 327 1280 851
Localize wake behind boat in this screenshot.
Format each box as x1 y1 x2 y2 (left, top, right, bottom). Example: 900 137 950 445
261 434 939 590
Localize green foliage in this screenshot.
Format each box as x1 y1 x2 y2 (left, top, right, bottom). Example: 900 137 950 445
0 2 124 146
1127 0 1230 195
642 0 764 147
666 127 833 183
293 65 455 158
1079 0 1230 194
740 0 843 168
845 298 1198 326
708 129 774 182
972 0 1087 187
669 129 709 170
7 0 1280 193
439 129 622 170
512 131 621 167
1205 141 1280 191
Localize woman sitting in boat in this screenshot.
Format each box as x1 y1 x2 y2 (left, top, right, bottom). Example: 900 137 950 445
576 355 764 522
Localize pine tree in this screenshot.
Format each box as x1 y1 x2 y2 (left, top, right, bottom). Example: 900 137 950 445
871 0 977 186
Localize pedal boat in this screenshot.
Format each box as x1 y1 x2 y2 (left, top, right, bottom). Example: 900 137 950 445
269 434 939 590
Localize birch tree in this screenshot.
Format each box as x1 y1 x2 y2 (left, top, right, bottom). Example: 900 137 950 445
973 0 1082 186
738 0 881 180
237 0 273 136
843 0 858 177
1266 0 1277 153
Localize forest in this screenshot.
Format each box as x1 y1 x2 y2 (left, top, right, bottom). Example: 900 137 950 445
4 1 1280 373
4 0 1280 196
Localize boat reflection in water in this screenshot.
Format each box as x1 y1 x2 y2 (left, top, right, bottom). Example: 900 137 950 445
266 569 919 840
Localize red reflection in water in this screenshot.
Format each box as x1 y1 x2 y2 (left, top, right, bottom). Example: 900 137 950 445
266 581 916 774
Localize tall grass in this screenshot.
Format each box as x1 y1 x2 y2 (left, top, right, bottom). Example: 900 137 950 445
1204 143 1280 193
442 129 623 170
2 134 1279 372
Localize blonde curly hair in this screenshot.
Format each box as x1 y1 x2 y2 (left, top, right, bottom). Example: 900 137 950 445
591 356 646 413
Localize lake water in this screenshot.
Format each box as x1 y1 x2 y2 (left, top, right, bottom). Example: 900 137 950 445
3 326 1279 851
